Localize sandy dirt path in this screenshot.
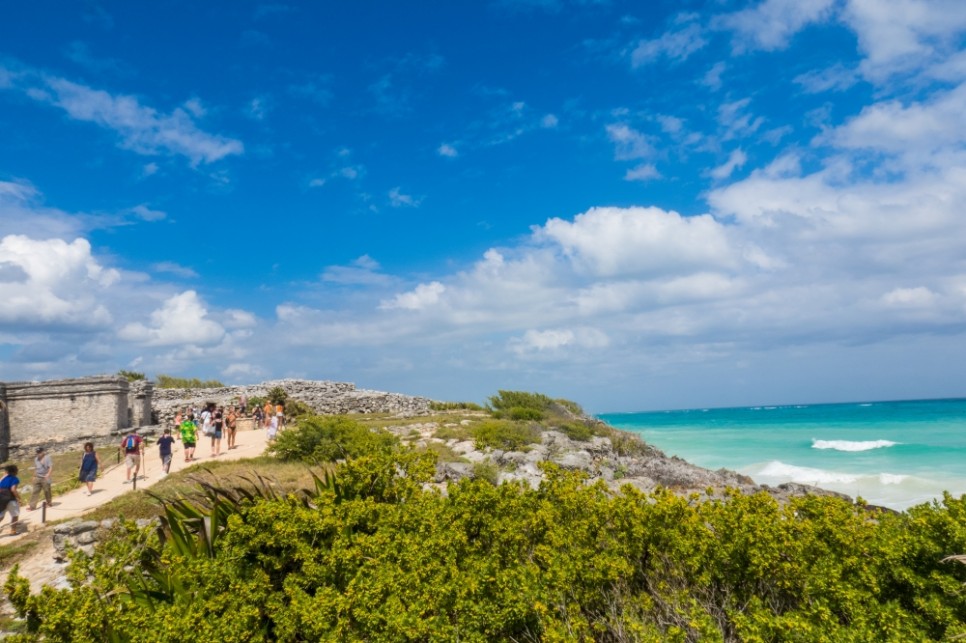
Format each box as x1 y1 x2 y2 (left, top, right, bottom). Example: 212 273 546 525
0 426 274 599
3 425 272 541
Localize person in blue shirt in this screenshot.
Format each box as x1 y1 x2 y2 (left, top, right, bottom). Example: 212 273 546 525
157 428 176 475
79 442 100 496
0 465 23 535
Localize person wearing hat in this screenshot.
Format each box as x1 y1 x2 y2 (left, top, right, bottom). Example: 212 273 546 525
28 446 53 511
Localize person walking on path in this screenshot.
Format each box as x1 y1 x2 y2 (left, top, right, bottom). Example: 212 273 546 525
263 400 273 428
180 414 198 462
226 407 238 450
210 406 224 457
28 447 53 511
0 465 23 535
78 442 99 495
157 428 175 475
121 429 144 484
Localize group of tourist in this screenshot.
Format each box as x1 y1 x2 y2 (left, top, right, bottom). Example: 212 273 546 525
0 445 63 535
0 398 286 534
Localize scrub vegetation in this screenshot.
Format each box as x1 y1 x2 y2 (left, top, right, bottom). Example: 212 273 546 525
5 392 966 641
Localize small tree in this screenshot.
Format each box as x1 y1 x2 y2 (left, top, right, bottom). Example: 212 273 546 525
267 386 288 406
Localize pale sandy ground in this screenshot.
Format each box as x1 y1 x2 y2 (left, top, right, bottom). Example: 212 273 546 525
1 426 273 594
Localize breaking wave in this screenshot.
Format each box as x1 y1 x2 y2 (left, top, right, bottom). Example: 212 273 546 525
811 439 898 452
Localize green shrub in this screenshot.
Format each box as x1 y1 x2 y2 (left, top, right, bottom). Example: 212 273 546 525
472 420 540 451
487 390 553 420
284 398 313 418
429 401 484 411
269 415 399 462
609 430 651 457
506 406 545 421
557 421 594 442
117 369 145 382
471 460 500 485
552 397 584 416
267 386 288 405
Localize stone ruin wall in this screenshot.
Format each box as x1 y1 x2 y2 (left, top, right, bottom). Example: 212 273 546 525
0 376 139 459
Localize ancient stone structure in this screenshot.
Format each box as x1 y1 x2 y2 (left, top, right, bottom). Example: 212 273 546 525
0 376 152 460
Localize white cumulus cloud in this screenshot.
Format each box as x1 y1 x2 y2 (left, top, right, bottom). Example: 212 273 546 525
119 290 226 346
380 281 446 310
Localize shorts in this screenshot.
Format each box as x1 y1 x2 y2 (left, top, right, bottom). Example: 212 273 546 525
125 453 141 468
161 454 172 468
212 430 222 439
2 500 19 519
183 441 196 448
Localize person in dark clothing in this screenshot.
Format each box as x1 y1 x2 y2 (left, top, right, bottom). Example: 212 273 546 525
79 442 100 495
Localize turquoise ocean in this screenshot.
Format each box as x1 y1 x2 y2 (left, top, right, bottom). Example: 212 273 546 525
599 398 966 511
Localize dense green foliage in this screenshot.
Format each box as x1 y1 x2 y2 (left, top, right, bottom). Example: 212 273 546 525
7 432 966 641
156 374 225 389
472 419 541 451
269 415 400 463
283 398 314 418
487 390 554 420
116 369 145 382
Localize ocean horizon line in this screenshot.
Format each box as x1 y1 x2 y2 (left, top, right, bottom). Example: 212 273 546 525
598 394 966 417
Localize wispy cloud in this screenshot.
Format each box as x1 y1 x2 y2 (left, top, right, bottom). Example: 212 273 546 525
606 123 653 160
794 63 859 93
322 255 394 286
437 143 459 158
624 163 661 182
388 187 422 208
630 20 707 67
710 149 748 180
246 95 271 120
152 262 198 278
0 64 244 165
716 0 836 53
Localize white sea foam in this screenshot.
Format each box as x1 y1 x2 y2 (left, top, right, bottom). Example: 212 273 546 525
811 439 898 452
744 461 947 510
756 461 860 485
879 473 908 485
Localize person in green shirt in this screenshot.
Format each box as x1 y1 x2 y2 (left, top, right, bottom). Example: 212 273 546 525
180 414 199 462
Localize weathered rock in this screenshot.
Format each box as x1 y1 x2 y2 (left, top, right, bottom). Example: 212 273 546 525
152 379 433 428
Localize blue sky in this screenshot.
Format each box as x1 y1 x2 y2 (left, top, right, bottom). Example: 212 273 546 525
2 1 966 412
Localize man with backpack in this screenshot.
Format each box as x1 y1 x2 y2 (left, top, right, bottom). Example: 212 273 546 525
121 428 144 484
